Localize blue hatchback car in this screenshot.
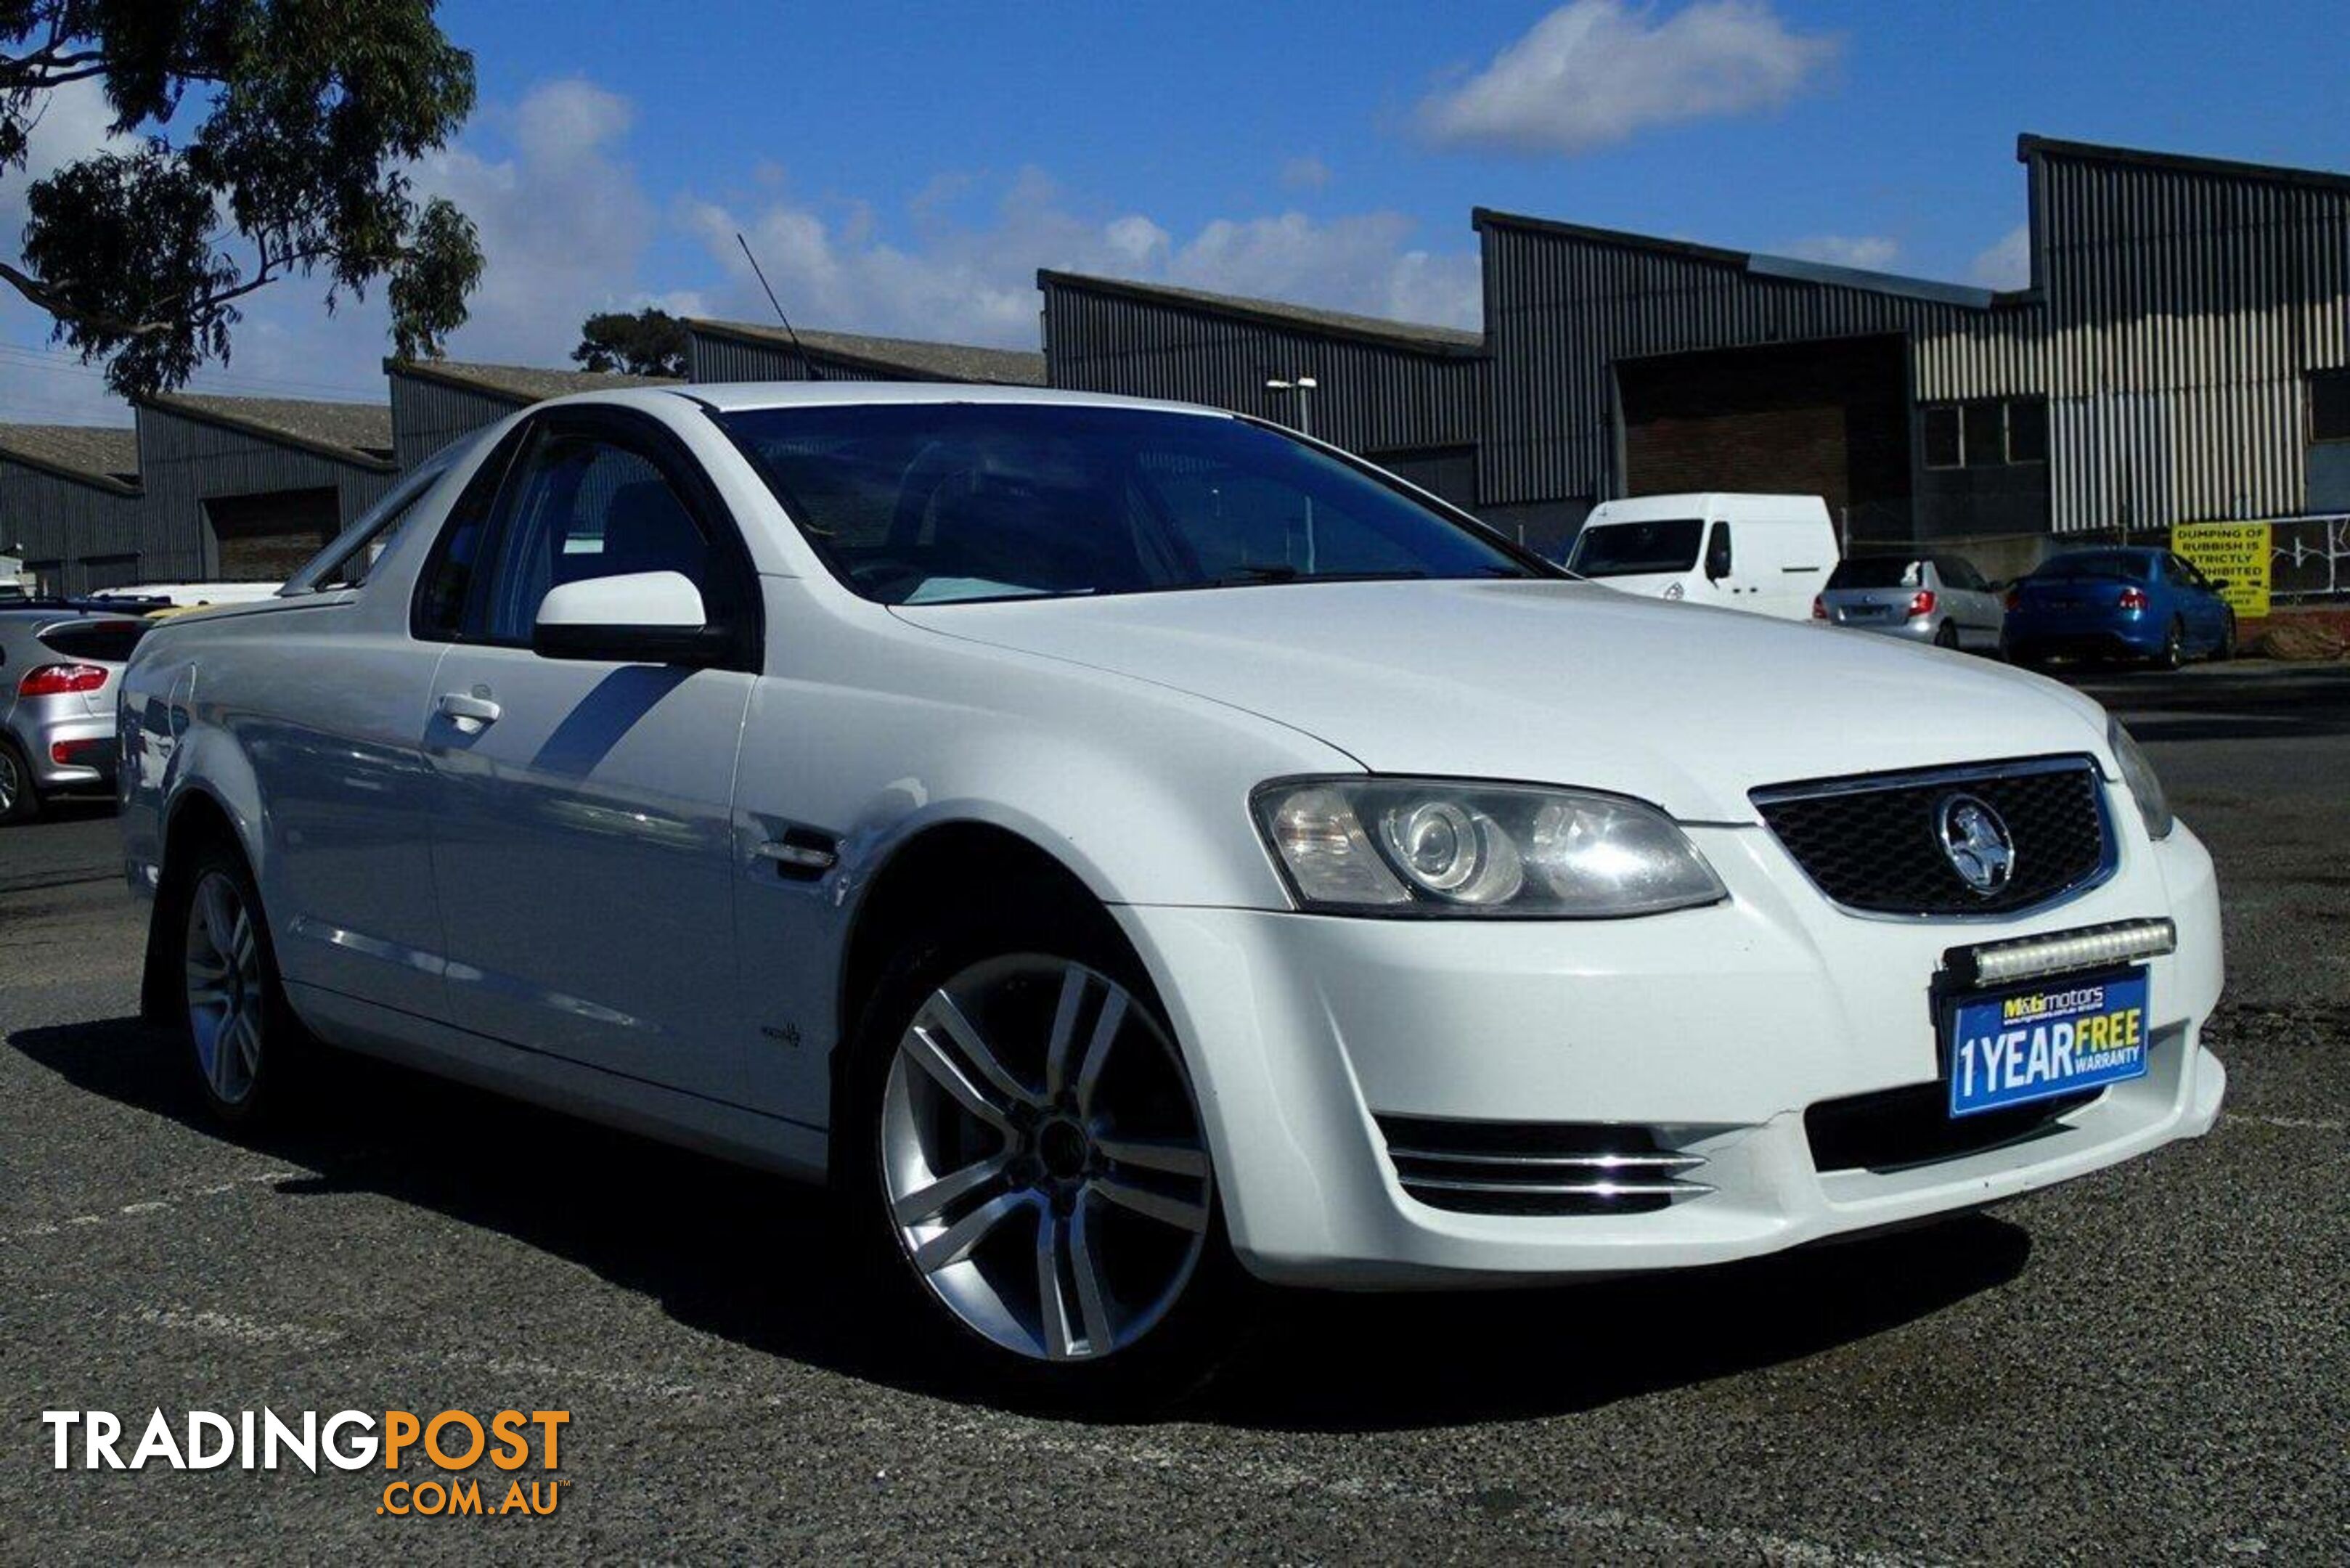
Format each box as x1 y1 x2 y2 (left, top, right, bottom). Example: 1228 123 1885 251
2001 547 2237 669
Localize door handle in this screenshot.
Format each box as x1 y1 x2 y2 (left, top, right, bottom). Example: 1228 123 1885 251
437 691 502 725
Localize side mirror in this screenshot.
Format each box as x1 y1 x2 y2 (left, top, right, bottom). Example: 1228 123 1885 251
531 571 732 665
1702 523 1732 582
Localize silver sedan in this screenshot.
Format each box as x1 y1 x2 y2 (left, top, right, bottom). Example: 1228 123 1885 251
1814 555 2005 652
0 610 149 824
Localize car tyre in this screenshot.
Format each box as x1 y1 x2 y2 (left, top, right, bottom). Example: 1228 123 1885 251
840 894 1244 1410
2214 611 2237 661
169 840 310 1127
1932 621 1960 650
2158 618 2186 671
0 737 38 825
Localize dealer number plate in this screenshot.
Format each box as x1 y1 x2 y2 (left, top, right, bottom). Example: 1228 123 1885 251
1947 968 2150 1118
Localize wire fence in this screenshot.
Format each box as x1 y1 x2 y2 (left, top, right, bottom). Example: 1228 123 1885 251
2269 515 2350 605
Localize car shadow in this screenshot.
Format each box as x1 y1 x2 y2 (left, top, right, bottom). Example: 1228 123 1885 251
28 796 118 823
12 1016 2030 1429
1196 1214 2030 1432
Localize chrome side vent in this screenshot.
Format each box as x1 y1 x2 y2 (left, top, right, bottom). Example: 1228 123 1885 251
1374 1115 1713 1216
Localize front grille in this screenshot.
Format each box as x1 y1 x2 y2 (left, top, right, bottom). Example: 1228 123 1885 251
1374 1115 1711 1216
1806 1082 2095 1173
1753 756 2110 918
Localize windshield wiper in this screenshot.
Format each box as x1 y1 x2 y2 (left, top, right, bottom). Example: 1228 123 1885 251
1204 566 1433 587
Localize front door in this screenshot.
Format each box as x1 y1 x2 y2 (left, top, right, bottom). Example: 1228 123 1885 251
415 410 758 1102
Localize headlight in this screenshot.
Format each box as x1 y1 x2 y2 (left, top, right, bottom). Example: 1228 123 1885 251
1253 778 1726 918
2108 716 2173 841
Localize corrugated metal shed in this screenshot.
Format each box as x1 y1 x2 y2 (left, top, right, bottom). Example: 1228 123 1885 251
0 425 150 593
1474 209 2046 520
2024 136 2350 532
386 359 680 467
133 396 399 580
687 320 1048 385
1476 134 2350 535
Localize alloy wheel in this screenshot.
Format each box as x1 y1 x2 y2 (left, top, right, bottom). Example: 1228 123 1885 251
184 870 264 1106
0 746 20 817
879 955 1212 1363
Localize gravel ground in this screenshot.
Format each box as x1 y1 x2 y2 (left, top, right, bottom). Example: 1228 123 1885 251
1 666 2343 1564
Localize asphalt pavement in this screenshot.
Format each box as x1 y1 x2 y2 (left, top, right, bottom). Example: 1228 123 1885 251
2 663 2344 1564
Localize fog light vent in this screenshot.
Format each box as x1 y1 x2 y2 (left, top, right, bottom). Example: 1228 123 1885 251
1373 1116 1712 1216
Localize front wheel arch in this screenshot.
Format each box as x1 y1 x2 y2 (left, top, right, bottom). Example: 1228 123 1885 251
141 788 253 1025
831 822 1130 1169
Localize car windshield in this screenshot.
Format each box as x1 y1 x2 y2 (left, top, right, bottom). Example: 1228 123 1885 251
2033 550 2150 583
1566 519 1704 577
711 403 1543 604
1827 558 1925 589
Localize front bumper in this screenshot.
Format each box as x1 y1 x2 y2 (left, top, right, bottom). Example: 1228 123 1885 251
1119 814 2224 1288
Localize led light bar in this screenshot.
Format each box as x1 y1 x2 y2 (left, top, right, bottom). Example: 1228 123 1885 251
1952 918 2178 989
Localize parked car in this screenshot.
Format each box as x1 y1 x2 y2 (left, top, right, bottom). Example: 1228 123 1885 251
119 385 2224 1399
1567 493 1839 620
2002 547 2235 669
1814 554 2005 651
1 609 149 823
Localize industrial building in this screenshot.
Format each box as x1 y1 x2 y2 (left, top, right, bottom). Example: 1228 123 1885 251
685 319 1045 385
0 425 145 595
1047 134 2350 571
129 395 400 583
385 359 678 467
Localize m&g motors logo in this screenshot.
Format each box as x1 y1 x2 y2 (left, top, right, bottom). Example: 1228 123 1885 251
41 1408 569 1519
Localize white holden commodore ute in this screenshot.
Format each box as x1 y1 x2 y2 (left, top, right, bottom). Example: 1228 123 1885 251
118 383 2224 1400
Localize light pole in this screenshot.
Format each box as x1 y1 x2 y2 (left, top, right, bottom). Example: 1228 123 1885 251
1265 375 1321 570
1264 375 1317 438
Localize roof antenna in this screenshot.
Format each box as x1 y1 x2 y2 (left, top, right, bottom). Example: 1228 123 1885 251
736 231 820 380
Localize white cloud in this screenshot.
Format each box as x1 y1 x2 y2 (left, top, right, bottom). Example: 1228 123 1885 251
1418 0 1838 155
683 171 1482 346
1779 234 1898 271
408 78 658 364
1970 223 2031 290
1280 155 1332 191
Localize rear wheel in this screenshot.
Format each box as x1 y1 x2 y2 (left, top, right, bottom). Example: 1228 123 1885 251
2214 611 2237 661
845 902 1238 1406
171 843 306 1125
1932 621 1960 650
2158 618 2186 671
0 738 40 825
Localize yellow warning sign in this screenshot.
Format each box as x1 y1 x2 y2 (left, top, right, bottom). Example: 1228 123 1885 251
2174 523 2272 618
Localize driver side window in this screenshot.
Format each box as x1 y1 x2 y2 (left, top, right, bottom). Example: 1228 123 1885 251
481 433 711 645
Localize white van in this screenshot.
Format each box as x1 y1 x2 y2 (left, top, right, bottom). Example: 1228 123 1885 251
1566 493 1839 621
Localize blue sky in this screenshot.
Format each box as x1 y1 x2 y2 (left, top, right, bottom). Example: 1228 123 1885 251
7 0 2349 422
